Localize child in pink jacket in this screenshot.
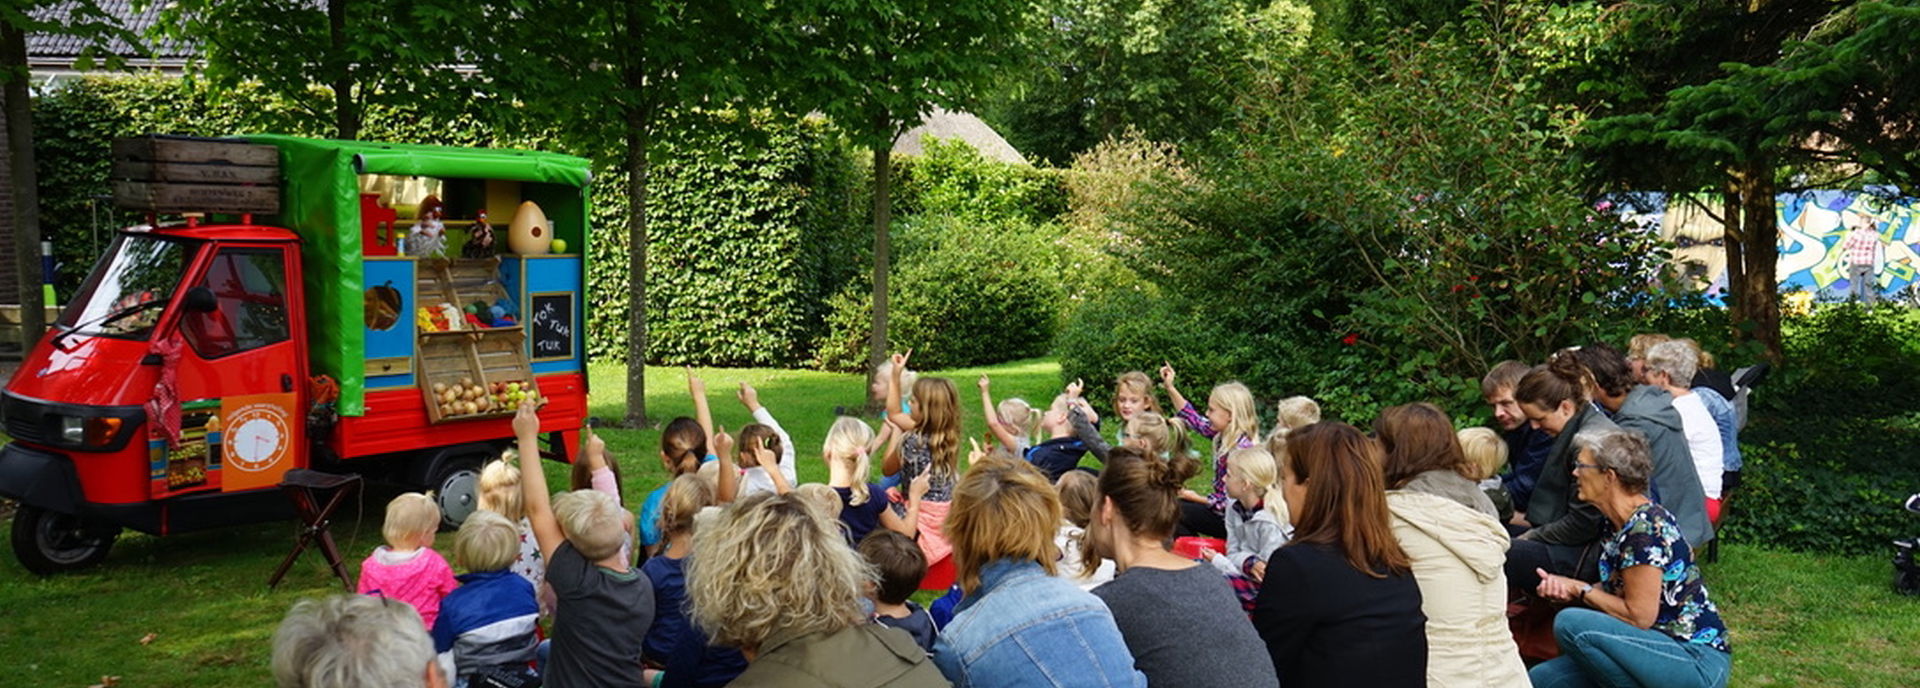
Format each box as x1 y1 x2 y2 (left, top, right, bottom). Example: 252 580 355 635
357 492 460 628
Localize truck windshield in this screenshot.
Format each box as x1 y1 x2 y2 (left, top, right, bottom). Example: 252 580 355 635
57 234 199 340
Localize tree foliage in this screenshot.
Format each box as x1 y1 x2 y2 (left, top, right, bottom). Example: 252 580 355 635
986 0 1312 165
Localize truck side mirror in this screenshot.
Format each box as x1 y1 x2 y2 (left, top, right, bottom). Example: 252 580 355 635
184 286 218 314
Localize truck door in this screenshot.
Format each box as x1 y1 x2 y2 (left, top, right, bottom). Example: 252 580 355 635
160 244 307 497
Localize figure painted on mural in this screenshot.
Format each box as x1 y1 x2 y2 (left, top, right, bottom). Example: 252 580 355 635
1841 220 1884 303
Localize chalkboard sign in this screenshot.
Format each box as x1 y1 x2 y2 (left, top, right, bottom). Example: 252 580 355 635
529 292 574 360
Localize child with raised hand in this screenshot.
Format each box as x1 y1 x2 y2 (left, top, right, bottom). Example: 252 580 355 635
431 510 540 685
639 369 713 556
1203 447 1293 611
880 350 962 569
866 357 918 459
978 375 1038 456
357 492 460 629
858 530 939 653
513 402 655 688
1162 363 1260 538
570 428 633 564
477 456 543 595
1026 393 1096 482
640 475 747 688
824 416 929 544
735 383 798 496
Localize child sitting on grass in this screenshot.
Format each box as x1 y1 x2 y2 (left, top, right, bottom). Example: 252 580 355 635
1203 447 1293 611
514 402 655 688
357 492 459 629
1025 394 1094 482
641 369 714 556
1457 426 1516 524
822 416 928 545
431 510 539 685
1055 469 1116 590
477 456 543 595
736 383 799 496
858 530 939 653
979 375 1038 456
640 474 747 688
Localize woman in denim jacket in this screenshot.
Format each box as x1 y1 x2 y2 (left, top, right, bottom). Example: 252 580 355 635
933 454 1145 688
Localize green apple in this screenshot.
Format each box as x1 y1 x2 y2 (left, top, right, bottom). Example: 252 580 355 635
551 238 568 253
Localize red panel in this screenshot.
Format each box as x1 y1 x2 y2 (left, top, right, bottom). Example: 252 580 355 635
334 373 587 459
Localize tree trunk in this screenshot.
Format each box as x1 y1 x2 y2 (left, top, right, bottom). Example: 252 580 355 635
2 22 46 346
620 0 650 428
867 142 892 393
327 0 358 139
1732 159 1783 364
1720 186 1745 327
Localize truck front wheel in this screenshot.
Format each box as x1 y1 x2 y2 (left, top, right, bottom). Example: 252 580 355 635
429 458 481 530
10 504 118 575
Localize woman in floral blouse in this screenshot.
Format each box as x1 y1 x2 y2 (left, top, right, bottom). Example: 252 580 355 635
1530 428 1730 688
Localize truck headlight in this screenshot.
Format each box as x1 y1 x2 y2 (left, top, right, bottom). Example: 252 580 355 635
55 415 124 448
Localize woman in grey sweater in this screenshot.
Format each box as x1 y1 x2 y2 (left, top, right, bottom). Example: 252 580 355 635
1085 448 1280 688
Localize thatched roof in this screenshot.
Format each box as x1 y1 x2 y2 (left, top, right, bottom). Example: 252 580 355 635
892 107 1027 165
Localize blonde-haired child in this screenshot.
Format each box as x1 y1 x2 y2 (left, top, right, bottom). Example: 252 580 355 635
880 350 961 570
1026 392 1095 481
1271 396 1321 438
979 375 1038 456
477 457 544 594
1053 470 1116 590
357 492 460 629
431 510 539 683
639 474 747 686
1161 364 1260 537
1123 411 1192 462
823 416 927 545
866 357 918 457
1457 426 1515 523
1206 447 1293 610
1112 371 1162 444
511 403 653 687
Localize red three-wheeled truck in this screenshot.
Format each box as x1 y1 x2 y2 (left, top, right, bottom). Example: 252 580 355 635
1 136 592 573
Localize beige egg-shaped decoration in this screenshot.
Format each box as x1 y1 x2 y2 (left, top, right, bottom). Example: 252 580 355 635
507 201 553 255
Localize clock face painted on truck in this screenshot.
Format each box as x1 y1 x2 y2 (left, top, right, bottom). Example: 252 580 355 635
224 399 292 474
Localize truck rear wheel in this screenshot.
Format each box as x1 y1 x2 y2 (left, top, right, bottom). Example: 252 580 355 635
429 457 482 530
11 504 117 575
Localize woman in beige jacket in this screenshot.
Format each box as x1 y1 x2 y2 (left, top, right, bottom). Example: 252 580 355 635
1377 403 1529 688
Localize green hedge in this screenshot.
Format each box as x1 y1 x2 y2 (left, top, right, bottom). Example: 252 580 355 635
584 113 868 366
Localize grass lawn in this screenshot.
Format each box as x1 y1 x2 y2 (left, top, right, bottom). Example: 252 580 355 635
2 358 1915 685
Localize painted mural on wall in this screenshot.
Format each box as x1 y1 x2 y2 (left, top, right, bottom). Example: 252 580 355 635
1609 190 1918 300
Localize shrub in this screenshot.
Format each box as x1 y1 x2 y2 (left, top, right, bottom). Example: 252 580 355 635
814 215 1062 372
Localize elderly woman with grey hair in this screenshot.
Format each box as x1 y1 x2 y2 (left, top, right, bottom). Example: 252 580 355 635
1645 339 1728 523
1528 430 1731 688
272 594 446 688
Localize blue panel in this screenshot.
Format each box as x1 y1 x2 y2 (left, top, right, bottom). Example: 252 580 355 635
498 256 525 315
362 259 415 360
524 255 582 373
367 373 415 390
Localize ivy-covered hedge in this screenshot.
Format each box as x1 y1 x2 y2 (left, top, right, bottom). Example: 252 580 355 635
585 113 868 366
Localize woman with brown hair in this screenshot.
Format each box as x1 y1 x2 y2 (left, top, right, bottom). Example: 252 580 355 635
1251 422 1425 688
1374 402 1498 518
1377 407 1529 687
1085 448 1277 688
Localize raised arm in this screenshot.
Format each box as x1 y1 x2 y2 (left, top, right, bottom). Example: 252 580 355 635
978 376 1023 455
513 403 564 562
713 428 738 504
1160 363 1191 415
886 351 917 432
741 383 797 480
688 367 714 453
